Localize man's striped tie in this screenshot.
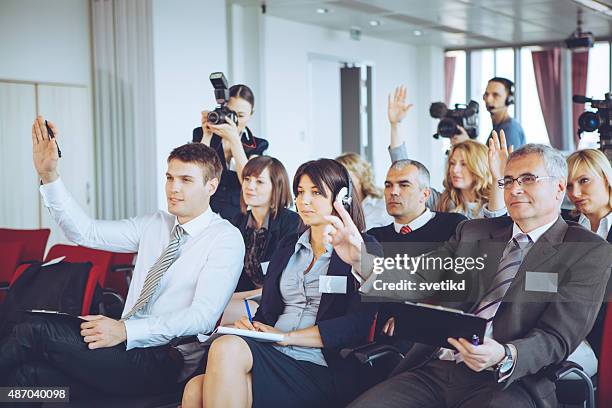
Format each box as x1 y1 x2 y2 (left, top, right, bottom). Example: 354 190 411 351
122 225 185 320
474 233 533 322
400 225 412 235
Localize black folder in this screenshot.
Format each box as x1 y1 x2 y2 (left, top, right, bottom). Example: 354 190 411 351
393 302 487 349
24 309 86 322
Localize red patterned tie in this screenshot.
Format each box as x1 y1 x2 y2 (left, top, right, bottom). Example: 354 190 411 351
400 225 412 235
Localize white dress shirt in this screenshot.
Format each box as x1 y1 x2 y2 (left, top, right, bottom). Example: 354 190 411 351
577 211 612 240
393 208 436 233
40 178 245 350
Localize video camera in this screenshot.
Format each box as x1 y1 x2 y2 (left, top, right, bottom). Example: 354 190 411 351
429 101 479 140
207 72 238 126
573 93 612 162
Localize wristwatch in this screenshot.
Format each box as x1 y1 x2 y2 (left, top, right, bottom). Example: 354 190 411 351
495 344 514 380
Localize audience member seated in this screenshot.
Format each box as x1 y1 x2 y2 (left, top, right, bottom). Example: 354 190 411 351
181 159 383 408
0 117 244 400
387 86 508 219
194 84 268 220
564 148 612 359
336 152 393 230
327 144 612 408
221 156 300 325
367 158 466 350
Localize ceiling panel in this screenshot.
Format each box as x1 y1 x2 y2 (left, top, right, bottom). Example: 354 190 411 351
232 0 612 48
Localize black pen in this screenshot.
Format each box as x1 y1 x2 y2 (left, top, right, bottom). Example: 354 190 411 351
45 120 62 158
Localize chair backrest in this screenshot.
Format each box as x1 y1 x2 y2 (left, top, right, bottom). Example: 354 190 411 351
0 241 24 285
0 228 50 263
598 301 612 407
45 244 114 286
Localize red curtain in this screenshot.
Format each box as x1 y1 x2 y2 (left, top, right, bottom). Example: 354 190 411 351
444 56 456 106
532 48 564 149
572 51 589 147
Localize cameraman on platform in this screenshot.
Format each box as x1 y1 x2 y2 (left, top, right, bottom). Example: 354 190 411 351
193 75 268 220
484 77 526 149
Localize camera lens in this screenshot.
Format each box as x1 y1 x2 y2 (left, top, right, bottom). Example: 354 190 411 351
207 111 220 125
438 118 458 138
578 111 600 133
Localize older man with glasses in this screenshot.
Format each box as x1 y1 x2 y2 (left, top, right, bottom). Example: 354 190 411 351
327 144 612 408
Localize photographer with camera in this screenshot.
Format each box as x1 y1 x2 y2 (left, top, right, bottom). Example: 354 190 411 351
484 77 526 149
387 86 507 219
193 73 269 220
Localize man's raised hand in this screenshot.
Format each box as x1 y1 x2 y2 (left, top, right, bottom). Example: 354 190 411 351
32 116 60 184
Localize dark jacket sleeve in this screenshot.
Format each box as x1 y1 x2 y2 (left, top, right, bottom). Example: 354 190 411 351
317 235 383 349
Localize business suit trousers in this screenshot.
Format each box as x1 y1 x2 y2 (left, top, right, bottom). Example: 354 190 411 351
348 359 537 408
0 316 183 400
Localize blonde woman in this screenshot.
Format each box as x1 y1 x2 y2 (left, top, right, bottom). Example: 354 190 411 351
564 148 611 358
336 152 393 229
387 85 507 219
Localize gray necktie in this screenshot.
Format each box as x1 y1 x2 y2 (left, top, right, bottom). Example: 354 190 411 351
474 233 533 322
122 225 184 320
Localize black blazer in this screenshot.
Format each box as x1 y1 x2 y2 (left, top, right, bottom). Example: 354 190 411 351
192 126 269 220
231 208 300 292
253 232 383 405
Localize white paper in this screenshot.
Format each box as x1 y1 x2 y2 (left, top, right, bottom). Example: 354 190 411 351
42 256 66 267
200 326 284 346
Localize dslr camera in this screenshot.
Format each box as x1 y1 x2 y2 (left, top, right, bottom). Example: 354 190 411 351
429 100 479 139
573 93 612 161
207 72 238 126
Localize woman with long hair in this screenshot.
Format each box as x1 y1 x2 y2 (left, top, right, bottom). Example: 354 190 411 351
564 148 612 358
182 159 382 408
221 156 299 325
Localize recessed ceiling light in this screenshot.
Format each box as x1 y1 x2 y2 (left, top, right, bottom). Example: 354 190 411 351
316 8 329 14
369 20 381 27
413 29 423 36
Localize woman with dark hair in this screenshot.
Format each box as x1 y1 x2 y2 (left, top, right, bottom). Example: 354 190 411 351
194 84 269 220
220 156 300 325
182 158 383 408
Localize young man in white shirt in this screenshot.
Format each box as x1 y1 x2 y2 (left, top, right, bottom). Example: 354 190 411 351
0 116 245 399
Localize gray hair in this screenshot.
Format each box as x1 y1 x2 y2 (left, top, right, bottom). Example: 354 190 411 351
390 159 430 189
507 144 567 180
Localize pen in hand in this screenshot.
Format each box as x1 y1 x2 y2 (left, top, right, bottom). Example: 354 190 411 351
244 299 253 324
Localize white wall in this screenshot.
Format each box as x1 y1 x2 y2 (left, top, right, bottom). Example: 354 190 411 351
259 16 445 191
152 0 228 208
0 0 91 85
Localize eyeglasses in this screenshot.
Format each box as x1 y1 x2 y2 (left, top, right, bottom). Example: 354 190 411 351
497 174 556 189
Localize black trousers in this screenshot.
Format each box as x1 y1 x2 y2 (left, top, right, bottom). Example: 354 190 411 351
0 316 183 400
348 359 537 408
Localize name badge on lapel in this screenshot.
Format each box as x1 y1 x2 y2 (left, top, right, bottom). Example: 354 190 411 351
525 271 558 293
319 276 347 294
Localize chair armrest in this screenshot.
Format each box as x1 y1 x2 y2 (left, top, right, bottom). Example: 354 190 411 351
111 264 134 273
547 361 595 408
340 342 404 365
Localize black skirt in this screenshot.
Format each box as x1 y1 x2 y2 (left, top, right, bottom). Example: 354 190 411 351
203 336 337 407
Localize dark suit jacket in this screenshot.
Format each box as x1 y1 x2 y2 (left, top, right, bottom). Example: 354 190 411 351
231 208 300 292
390 216 612 408
561 209 612 358
253 232 383 405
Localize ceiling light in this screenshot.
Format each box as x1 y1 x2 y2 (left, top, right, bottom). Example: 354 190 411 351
369 20 381 27
572 0 612 16
413 29 423 36
316 8 329 14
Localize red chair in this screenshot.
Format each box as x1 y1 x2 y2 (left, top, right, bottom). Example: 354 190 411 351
0 241 24 303
11 244 114 316
598 302 612 407
0 228 50 264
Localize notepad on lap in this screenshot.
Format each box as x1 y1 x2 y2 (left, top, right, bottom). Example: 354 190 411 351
25 309 86 321
201 326 284 345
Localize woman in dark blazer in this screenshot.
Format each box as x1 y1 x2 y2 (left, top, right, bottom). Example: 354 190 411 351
564 148 612 358
182 158 383 408
220 156 300 324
